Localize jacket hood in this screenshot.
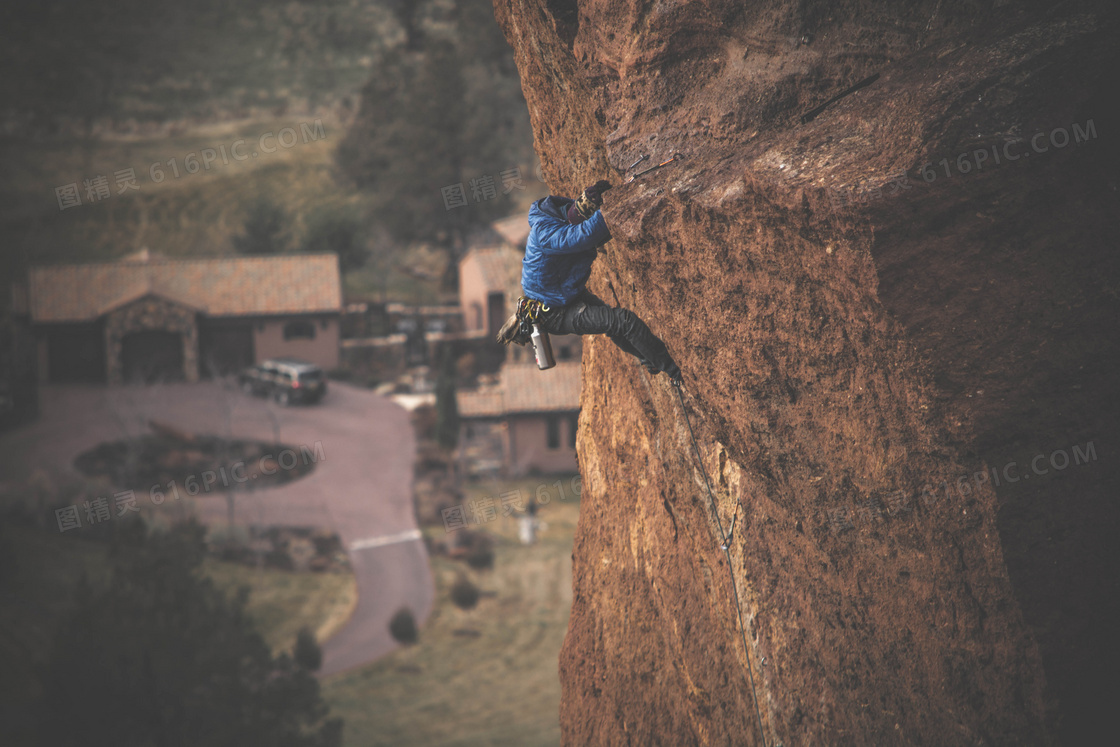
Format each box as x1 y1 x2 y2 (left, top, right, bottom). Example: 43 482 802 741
530 195 574 225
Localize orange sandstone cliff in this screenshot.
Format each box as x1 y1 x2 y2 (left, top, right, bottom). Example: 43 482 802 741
494 1 1119 744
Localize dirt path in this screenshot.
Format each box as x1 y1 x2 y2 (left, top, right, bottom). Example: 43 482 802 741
0 380 433 676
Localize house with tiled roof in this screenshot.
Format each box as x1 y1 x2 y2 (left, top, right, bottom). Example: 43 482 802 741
27 251 341 383
457 240 582 367
491 214 531 250
458 244 522 341
457 361 582 476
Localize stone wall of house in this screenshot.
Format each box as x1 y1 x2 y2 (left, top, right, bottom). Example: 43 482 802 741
104 296 199 384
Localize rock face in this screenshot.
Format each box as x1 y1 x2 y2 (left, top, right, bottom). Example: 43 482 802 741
493 1 1119 744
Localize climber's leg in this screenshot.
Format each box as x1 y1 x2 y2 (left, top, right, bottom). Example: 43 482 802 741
543 291 680 380
542 291 640 362
570 291 651 365
543 291 646 364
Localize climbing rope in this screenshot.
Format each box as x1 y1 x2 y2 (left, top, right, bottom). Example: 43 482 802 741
673 380 768 747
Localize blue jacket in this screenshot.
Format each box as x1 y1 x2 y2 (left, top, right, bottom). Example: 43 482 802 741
521 195 612 307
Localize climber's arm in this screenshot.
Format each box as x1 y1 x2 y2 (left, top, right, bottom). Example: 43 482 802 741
540 210 612 255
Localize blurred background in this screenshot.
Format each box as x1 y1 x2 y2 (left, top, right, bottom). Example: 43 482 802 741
0 2 581 745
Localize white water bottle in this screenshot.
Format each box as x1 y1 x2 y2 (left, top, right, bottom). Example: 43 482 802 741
531 324 555 370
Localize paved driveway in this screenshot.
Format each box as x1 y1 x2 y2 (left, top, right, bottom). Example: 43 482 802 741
0 380 433 677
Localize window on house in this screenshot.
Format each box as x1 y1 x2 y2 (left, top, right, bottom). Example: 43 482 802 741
283 320 316 341
546 416 560 449
568 414 578 449
557 345 572 360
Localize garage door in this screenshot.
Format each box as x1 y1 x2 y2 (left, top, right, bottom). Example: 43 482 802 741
121 331 184 383
47 327 105 382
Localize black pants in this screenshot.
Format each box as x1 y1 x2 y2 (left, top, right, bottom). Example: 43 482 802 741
540 290 679 377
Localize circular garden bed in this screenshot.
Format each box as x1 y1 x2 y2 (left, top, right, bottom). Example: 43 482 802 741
75 427 318 496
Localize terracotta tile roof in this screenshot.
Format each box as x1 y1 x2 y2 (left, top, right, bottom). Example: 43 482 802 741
492 214 531 248
457 388 506 418
458 361 582 417
28 254 341 322
460 245 522 295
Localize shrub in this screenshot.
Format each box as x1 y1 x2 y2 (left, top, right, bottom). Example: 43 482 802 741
264 547 294 571
449 575 480 610
389 607 418 645
311 530 342 557
465 534 494 570
293 627 323 672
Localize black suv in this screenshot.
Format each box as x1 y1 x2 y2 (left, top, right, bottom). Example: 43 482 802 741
239 358 327 406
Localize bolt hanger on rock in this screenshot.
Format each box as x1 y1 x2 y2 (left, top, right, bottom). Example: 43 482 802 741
625 153 685 183
626 154 650 171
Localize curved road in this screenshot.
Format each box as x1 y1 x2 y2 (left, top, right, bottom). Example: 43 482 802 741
0 380 433 677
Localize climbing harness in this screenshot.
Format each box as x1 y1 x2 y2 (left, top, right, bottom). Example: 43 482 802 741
673 379 769 747
516 296 556 370
516 295 549 323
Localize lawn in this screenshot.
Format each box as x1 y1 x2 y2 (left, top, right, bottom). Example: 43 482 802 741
322 474 582 747
203 553 357 655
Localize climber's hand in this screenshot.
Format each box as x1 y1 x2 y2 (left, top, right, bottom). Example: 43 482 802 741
589 179 613 201
576 180 612 219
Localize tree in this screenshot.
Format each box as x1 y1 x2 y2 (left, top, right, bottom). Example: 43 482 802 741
37 519 342 747
294 627 324 672
302 205 367 273
434 346 460 450
336 43 466 245
384 0 425 51
2 1 181 146
234 195 288 255
335 0 535 248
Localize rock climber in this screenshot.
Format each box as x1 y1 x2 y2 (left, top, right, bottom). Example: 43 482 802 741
497 180 682 384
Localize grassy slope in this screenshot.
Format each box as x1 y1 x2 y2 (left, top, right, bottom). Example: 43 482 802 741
0 1 391 127
2 117 346 260
0 113 459 302
323 475 581 747
0 0 456 304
